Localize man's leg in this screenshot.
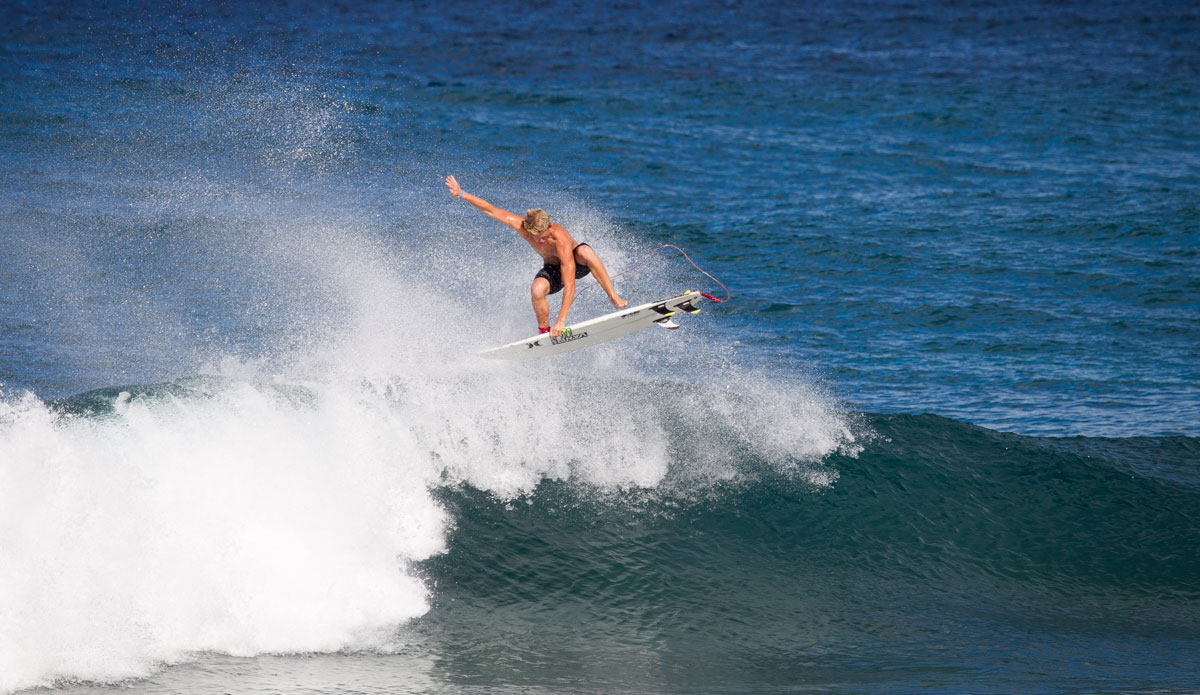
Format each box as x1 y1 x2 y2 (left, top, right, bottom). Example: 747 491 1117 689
575 245 627 309
531 277 552 330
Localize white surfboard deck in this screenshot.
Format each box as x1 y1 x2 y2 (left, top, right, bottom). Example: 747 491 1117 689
479 290 707 360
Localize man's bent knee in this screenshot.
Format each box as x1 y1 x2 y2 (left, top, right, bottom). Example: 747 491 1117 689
575 245 598 267
531 278 551 298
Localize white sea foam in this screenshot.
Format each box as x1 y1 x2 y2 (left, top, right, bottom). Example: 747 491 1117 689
0 381 434 691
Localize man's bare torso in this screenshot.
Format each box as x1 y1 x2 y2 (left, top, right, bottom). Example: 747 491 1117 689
522 224 576 264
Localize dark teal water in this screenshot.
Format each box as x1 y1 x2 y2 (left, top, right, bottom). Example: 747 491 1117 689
423 415 1200 693
1 1 1197 693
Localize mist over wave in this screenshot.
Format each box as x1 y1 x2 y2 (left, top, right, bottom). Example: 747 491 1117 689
0 224 853 692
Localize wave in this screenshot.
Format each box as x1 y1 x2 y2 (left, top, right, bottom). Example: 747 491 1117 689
0 350 852 692
7 366 1194 693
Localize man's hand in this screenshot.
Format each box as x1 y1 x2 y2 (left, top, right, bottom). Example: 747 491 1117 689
445 175 462 198
550 319 566 338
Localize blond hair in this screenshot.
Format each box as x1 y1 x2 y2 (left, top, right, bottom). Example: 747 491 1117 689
523 208 552 235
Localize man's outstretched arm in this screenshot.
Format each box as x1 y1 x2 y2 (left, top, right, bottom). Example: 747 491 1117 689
445 175 524 232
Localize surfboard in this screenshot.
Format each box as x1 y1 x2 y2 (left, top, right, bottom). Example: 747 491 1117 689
479 290 707 360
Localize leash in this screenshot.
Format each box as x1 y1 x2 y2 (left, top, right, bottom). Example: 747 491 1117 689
580 244 731 302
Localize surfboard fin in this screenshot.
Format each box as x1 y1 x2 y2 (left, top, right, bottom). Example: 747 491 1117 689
655 317 681 330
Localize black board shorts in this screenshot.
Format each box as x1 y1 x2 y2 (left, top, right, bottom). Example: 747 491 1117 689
535 243 592 295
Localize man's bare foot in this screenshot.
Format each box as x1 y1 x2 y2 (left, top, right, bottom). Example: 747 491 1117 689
612 297 628 310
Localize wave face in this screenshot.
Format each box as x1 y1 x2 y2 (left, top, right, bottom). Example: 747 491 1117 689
417 415 1200 691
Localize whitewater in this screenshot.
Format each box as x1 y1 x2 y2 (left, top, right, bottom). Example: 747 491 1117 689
0 219 854 692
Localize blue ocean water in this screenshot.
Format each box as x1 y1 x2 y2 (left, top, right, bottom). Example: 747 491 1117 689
1 1 1197 693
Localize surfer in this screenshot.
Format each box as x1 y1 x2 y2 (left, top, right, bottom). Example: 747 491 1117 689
445 175 627 337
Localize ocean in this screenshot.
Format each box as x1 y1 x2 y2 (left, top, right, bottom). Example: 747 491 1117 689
1 1 1197 693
